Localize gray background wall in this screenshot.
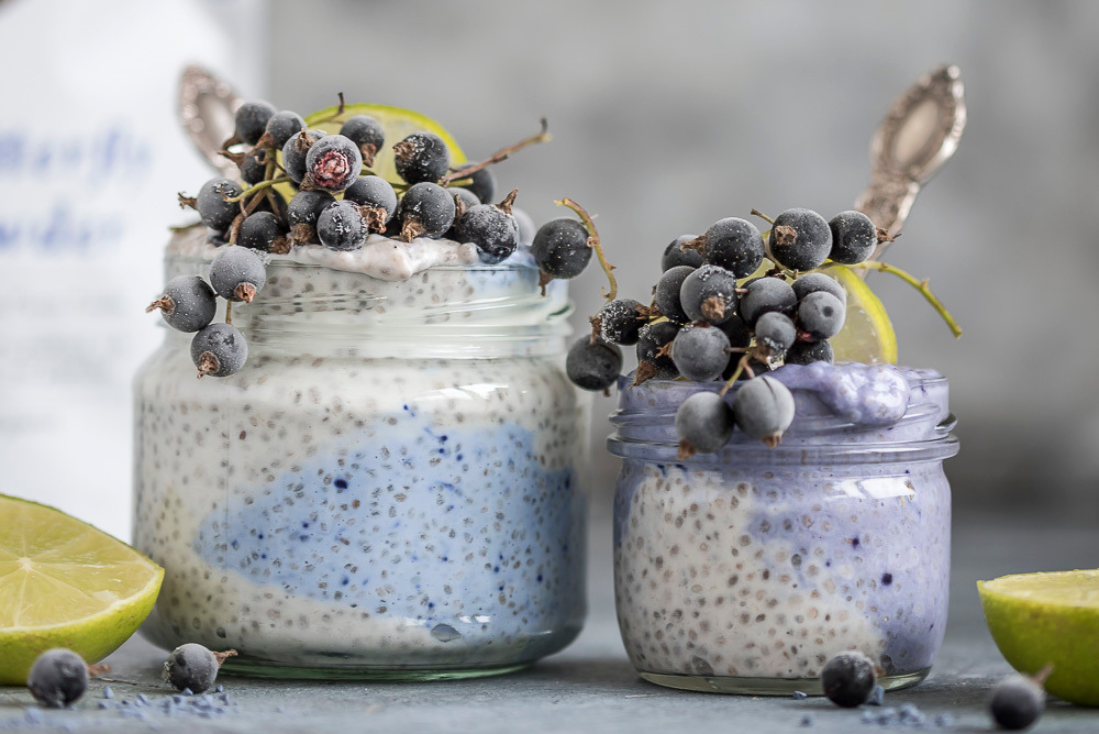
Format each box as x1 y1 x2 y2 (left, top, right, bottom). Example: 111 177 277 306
270 0 1099 518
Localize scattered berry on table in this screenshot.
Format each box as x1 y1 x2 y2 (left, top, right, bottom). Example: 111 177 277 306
192 178 243 233
654 265 696 324
680 263 738 324
754 311 796 355
27 649 88 708
397 182 456 241
282 130 326 184
210 246 267 303
191 324 248 379
671 324 730 382
164 644 237 694
453 163 497 204
739 277 797 326
316 200 369 251
768 208 832 271
260 110 306 150
233 100 275 145
820 651 877 708
797 291 846 341
732 375 795 447
343 176 398 232
828 210 878 265
785 339 833 365
634 321 681 383
531 218 593 279
675 391 735 458
698 217 765 277
287 190 337 244
146 275 217 333
393 131 450 184
239 211 288 254
791 272 846 304
304 134 362 191
989 673 1046 731
595 299 645 346
566 336 622 391
661 234 704 272
339 114 385 166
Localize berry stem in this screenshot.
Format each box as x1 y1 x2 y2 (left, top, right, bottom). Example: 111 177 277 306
225 301 233 326
838 261 963 338
750 208 775 225
311 92 347 125
440 118 551 186
718 353 753 396
555 197 617 301
224 177 290 203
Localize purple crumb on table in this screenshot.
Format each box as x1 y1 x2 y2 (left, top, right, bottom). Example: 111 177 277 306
215 685 224 693
867 685 885 706
103 686 114 699
792 690 808 700
23 708 44 724
933 713 955 727
136 693 149 705
98 701 110 710
799 714 814 727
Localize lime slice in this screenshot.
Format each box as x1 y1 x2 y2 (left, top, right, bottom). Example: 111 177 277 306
978 570 1099 705
821 264 898 364
303 103 467 185
0 494 163 684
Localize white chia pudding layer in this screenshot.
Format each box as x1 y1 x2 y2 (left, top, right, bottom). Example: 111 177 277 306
133 229 589 671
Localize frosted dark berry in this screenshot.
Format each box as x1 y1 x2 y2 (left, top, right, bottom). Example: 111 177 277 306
344 176 398 229
339 115 385 166
596 299 645 346
239 149 266 184
662 234 703 272
785 338 833 365
797 291 846 340
397 182 456 240
739 277 797 326
27 649 88 708
191 324 248 378
452 187 481 215
675 391 735 456
718 313 753 350
210 246 267 303
989 674 1045 731
456 204 519 264
829 210 878 265
732 375 795 447
164 644 223 694
233 100 275 145
316 200 369 251
566 336 622 391
147 275 217 333
262 110 306 149
195 178 243 232
239 212 287 253
754 312 796 354
393 132 450 184
792 272 846 304
654 265 695 324
769 208 832 271
820 652 877 708
531 218 592 279
671 324 730 381
287 190 336 244
700 217 765 277
453 164 497 204
305 134 362 191
282 130 326 184
680 263 738 324
635 321 680 380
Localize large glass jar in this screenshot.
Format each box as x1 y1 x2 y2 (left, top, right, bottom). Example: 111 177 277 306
608 366 957 695
133 232 589 680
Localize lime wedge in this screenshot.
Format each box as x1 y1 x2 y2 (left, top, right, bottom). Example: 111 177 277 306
821 264 898 364
0 494 163 684
978 570 1099 705
304 103 467 185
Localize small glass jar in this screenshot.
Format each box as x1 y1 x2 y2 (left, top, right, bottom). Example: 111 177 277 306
607 368 958 695
133 233 589 680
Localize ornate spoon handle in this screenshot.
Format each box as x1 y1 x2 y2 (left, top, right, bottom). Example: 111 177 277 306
856 64 967 262
178 65 242 180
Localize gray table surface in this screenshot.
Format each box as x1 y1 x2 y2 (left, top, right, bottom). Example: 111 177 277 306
2 510 1097 733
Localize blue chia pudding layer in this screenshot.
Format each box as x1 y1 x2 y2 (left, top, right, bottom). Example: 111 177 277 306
133 229 588 671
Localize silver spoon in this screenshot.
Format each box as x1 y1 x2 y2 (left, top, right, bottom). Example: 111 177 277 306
856 64 967 263
178 65 242 180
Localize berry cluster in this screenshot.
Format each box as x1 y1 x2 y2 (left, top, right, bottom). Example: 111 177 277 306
153 96 548 378
565 207 885 454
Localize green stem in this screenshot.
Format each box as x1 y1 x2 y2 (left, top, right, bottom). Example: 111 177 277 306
718 352 753 396
839 261 963 338
225 177 290 203
750 208 775 225
555 197 617 302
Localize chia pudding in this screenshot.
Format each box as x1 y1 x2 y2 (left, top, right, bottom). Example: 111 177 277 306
133 228 589 678
608 363 957 694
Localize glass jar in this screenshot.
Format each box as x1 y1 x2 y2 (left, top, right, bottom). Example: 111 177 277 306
607 367 958 695
133 234 589 680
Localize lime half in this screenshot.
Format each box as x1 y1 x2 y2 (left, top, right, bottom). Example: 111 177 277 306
304 103 467 185
0 494 163 684
978 570 1099 706
821 264 898 364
